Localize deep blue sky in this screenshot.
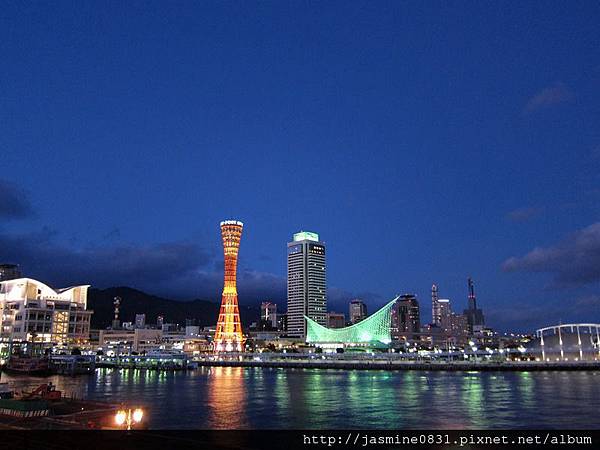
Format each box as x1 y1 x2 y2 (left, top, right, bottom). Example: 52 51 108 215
1 1 600 331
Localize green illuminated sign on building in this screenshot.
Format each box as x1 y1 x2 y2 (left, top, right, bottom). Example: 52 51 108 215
293 231 319 242
305 297 398 346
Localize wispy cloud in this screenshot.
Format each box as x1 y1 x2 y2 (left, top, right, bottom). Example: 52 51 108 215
0 179 33 219
506 206 544 223
502 222 600 287
523 83 573 114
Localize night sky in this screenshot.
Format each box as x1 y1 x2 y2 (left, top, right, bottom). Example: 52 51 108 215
2 2 600 331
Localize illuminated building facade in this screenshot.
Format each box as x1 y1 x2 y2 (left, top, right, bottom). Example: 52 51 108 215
306 297 398 348
287 231 327 338
0 278 92 348
214 220 244 352
436 298 469 345
431 284 441 326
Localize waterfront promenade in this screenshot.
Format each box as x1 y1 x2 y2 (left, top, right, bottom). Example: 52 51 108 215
195 353 600 371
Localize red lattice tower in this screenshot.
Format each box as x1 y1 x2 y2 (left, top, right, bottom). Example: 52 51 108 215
214 220 244 352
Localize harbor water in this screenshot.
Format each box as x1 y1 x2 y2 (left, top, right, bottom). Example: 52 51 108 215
2 367 599 429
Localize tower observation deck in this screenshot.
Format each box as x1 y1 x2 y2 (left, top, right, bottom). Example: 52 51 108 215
214 220 244 352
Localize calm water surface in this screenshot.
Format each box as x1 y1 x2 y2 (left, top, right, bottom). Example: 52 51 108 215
2 368 599 429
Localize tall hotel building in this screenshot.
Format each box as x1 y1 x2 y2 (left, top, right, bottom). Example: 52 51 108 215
287 231 326 338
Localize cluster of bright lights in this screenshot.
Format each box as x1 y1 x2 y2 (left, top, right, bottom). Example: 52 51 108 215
114 408 144 428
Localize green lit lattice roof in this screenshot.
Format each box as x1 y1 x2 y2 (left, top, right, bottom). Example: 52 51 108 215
305 297 398 346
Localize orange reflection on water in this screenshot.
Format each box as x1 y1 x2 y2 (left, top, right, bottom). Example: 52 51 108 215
206 366 248 429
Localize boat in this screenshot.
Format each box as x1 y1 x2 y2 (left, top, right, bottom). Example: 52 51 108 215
5 354 50 375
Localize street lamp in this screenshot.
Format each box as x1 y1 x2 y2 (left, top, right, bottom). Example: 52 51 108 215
115 407 144 430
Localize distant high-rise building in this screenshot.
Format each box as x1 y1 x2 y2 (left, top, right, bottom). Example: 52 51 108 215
156 315 164 329
463 277 485 334
327 311 345 329
438 299 452 333
437 298 469 345
431 284 441 326
135 314 146 329
276 313 287 332
394 294 421 341
287 231 326 338
261 301 278 328
0 264 21 282
349 299 367 324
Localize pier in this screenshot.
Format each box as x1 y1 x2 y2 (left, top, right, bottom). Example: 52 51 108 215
195 355 600 371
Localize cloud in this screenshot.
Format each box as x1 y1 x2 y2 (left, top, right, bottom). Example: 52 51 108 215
0 228 215 296
502 222 600 287
0 226 382 312
0 179 33 219
523 83 573 114
0 228 348 306
506 206 544 222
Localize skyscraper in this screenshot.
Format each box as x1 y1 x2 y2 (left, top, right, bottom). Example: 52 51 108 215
431 284 441 326
349 299 368 324
287 231 326 338
438 298 452 333
214 220 244 352
260 301 278 328
464 277 485 334
394 294 421 341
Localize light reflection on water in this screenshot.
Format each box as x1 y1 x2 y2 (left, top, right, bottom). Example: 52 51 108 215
2 368 600 429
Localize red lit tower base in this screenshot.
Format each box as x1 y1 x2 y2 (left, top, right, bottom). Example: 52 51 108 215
214 220 245 352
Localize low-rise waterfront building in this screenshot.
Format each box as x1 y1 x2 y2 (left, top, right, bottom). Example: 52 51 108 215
98 328 162 355
0 278 92 351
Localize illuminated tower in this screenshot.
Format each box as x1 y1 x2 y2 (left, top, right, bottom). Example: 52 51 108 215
214 220 244 352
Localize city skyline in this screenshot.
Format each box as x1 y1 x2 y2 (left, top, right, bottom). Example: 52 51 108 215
1 2 600 332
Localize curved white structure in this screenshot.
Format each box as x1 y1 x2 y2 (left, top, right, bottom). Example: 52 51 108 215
0 278 92 346
535 323 600 361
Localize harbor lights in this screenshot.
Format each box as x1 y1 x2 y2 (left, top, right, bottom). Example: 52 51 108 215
115 407 144 430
